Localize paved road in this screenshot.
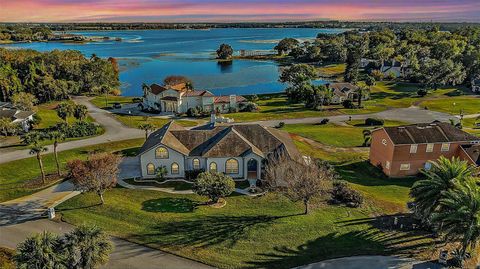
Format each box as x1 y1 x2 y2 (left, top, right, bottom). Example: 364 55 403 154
0 219 213 269
0 96 143 164
250 106 456 127
294 255 442 269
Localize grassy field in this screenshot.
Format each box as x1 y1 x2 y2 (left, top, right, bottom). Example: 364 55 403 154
317 63 345 77
58 183 430 269
35 101 93 129
90 95 139 109
114 115 200 129
293 139 368 164
0 139 144 203
283 123 365 147
420 96 480 115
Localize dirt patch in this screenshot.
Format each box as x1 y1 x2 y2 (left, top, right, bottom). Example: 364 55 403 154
209 198 227 208
23 174 64 189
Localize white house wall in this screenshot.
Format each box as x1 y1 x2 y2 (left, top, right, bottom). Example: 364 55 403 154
140 144 186 178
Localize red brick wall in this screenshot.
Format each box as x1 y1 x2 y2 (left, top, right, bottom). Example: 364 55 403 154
369 129 395 176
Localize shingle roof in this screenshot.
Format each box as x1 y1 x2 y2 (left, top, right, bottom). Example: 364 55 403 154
138 121 301 160
381 122 480 145
160 96 178 101
0 109 17 120
327 83 359 97
462 144 480 165
214 95 247 104
0 109 35 121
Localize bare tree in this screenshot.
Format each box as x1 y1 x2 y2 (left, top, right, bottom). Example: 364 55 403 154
265 154 335 214
67 153 121 204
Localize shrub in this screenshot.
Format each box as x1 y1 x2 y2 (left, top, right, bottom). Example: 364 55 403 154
371 69 384 81
331 181 363 208
53 122 98 138
193 172 235 203
316 118 330 125
229 107 239 113
185 169 205 181
239 102 258 112
365 118 384 126
276 122 285 128
187 106 209 117
132 97 143 103
417 88 428 97
342 99 355 109
385 71 396 80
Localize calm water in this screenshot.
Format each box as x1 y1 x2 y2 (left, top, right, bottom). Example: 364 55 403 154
1 28 344 96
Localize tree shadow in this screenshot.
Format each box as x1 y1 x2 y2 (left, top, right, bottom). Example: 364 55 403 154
129 214 299 249
141 198 199 213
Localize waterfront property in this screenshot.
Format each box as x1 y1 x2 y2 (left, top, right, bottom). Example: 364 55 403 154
137 121 301 181
141 83 247 114
0 102 35 132
327 82 367 104
369 122 480 177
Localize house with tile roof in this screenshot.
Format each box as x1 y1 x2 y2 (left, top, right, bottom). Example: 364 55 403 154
142 82 247 114
137 121 301 182
369 122 480 177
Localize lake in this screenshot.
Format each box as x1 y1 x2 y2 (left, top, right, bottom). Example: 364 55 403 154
1 28 345 96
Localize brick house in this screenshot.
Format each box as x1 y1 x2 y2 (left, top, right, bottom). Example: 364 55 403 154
369 122 480 177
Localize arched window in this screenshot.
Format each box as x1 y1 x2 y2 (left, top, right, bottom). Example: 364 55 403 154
192 158 200 170
155 147 169 159
146 163 155 175
225 158 239 174
171 163 179 174
209 162 217 172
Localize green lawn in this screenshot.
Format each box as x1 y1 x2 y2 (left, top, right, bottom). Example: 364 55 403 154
293 140 368 164
317 63 345 77
124 178 193 191
58 186 431 269
0 139 144 203
114 115 200 129
90 96 139 109
283 123 365 147
35 101 87 129
420 96 480 115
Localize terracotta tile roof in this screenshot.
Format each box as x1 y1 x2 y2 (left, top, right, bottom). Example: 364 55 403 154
138 121 301 160
214 95 247 104
183 90 214 97
380 122 480 145
149 84 169 95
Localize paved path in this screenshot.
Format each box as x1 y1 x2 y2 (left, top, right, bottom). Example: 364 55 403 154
250 106 456 127
0 96 144 164
0 219 213 269
294 255 442 269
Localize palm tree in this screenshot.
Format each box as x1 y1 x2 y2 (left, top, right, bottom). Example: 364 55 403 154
433 177 480 266
138 122 154 141
49 131 65 176
30 145 48 184
362 129 372 146
14 231 64 269
63 225 113 269
410 157 475 222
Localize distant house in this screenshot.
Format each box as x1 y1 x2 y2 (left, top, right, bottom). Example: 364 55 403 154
326 83 367 104
472 78 480 93
369 122 480 177
0 104 35 132
142 83 247 114
360 58 378 68
380 60 409 78
137 121 301 182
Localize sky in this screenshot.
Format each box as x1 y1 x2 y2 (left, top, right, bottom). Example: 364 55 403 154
1 0 480 23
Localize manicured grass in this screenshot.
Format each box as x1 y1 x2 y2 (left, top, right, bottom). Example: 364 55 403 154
58 188 431 269
35 101 83 129
317 63 345 77
124 178 193 191
90 95 139 109
114 115 199 129
420 96 480 115
462 117 480 135
0 139 144 203
283 123 365 147
293 140 368 164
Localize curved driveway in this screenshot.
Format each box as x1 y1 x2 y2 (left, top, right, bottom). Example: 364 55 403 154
294 255 441 269
0 96 143 164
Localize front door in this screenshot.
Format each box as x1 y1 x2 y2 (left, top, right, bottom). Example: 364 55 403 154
247 159 258 179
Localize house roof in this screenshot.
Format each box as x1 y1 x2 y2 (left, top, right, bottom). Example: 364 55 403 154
327 83 359 97
183 90 215 97
0 109 17 120
379 122 480 145
214 95 247 104
462 144 480 165
138 121 301 160
0 108 35 122
149 84 169 95
160 96 178 101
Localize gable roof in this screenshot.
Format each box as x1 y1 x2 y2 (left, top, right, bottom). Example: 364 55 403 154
183 90 214 97
462 144 480 165
214 95 247 104
0 108 35 122
327 83 359 97
138 121 301 160
149 84 169 95
379 122 480 145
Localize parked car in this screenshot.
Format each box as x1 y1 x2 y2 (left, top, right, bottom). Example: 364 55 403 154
113 102 122 109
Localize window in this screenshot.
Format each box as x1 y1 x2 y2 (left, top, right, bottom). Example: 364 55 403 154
192 158 200 170
209 162 217 172
400 163 410 171
382 139 387 146
426 143 434 152
225 158 239 174
155 147 168 159
410 144 417 153
171 163 179 174
147 163 155 175
441 143 450 152
385 161 391 170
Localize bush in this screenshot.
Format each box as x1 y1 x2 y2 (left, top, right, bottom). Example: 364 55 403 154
331 181 363 208
185 169 205 181
385 71 396 80
53 122 98 138
365 118 384 126
132 97 143 103
371 69 384 81
228 107 239 113
187 106 209 117
193 172 235 203
417 88 428 97
239 102 258 112
316 118 330 125
342 99 355 109
276 122 285 129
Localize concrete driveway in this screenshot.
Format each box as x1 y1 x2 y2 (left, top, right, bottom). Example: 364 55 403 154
0 219 213 269
294 256 443 269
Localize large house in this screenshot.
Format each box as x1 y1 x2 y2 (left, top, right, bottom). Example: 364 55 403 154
326 83 368 104
141 83 247 114
380 59 409 78
137 121 301 182
370 122 480 177
0 102 35 132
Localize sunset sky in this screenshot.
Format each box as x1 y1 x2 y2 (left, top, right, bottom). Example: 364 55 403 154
1 0 480 23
